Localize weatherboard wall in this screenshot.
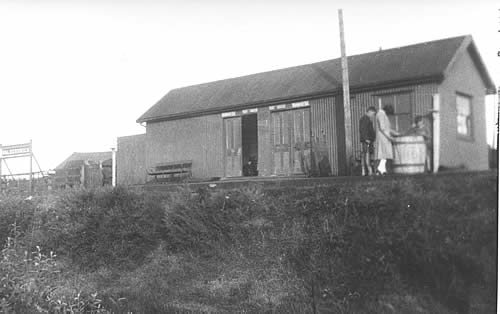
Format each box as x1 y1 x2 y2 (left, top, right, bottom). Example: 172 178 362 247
146 115 224 179
117 134 147 185
437 46 489 170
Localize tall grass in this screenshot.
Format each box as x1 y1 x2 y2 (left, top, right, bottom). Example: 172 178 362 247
0 173 496 313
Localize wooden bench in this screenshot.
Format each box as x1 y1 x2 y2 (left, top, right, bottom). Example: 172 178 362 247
147 160 193 182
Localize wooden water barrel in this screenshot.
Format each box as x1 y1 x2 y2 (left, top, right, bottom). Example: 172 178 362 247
392 135 426 174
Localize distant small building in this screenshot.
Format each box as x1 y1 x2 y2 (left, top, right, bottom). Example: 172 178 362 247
54 152 112 188
119 35 496 184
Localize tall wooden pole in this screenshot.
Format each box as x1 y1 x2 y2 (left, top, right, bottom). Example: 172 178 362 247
338 9 352 175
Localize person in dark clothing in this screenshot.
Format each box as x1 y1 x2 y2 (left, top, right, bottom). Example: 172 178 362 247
359 106 377 176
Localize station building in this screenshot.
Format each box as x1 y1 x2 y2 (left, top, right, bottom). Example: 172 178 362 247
118 35 496 184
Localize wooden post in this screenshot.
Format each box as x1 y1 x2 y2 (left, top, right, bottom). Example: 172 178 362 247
29 140 33 194
494 91 499 151
80 163 85 188
338 9 353 175
432 94 440 173
493 90 500 151
111 148 117 187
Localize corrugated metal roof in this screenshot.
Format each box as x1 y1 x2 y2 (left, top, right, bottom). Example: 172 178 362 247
138 35 495 123
55 152 112 170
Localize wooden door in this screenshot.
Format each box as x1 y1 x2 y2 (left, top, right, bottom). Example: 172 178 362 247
272 111 289 175
224 117 242 177
272 109 311 175
292 109 311 174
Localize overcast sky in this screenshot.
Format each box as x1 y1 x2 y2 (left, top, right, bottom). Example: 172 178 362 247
0 0 498 172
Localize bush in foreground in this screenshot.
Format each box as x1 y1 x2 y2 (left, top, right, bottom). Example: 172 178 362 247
0 227 108 313
147 175 496 313
0 173 496 313
33 187 165 271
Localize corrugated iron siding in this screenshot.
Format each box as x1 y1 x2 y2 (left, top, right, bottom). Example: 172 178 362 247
350 84 438 160
310 96 340 176
144 83 438 179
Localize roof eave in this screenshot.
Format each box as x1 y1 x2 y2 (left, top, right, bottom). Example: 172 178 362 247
136 73 444 123
444 35 496 94
136 89 339 124
468 41 496 94
138 75 443 124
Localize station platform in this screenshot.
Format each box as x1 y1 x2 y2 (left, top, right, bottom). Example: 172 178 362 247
140 170 496 193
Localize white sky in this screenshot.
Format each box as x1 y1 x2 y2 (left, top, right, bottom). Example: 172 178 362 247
0 0 498 173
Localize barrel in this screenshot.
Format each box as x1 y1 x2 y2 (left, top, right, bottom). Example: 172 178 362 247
392 135 426 174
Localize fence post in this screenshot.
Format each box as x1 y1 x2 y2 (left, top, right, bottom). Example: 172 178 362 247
29 140 33 194
432 94 440 173
111 148 117 187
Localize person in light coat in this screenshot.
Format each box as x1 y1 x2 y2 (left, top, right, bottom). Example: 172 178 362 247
375 105 399 174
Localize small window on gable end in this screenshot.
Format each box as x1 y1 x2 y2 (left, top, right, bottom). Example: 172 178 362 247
456 93 473 139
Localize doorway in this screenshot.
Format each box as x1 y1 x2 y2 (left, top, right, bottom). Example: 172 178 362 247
242 114 258 176
224 114 258 177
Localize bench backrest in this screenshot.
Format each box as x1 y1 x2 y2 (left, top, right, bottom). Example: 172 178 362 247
154 160 192 170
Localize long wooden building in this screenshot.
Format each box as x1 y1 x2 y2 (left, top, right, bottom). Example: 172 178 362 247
54 152 113 188
118 35 495 184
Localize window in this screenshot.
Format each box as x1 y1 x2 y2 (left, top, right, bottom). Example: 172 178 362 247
456 94 472 138
378 92 412 132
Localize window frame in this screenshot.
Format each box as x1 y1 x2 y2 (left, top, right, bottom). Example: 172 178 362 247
375 91 413 133
455 92 474 141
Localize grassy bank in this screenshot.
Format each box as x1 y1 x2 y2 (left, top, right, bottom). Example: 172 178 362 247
0 172 497 313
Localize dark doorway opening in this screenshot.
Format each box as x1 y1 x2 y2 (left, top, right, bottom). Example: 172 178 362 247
242 114 258 176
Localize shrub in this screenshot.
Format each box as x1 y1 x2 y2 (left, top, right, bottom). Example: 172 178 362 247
156 174 496 312
1 173 496 312
0 226 108 313
0 195 37 248
272 175 497 313
163 185 271 255
35 187 166 271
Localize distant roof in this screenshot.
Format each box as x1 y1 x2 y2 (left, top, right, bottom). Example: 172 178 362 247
55 152 112 170
138 35 496 123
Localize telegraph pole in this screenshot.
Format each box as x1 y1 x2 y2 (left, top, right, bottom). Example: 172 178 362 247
338 9 353 175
